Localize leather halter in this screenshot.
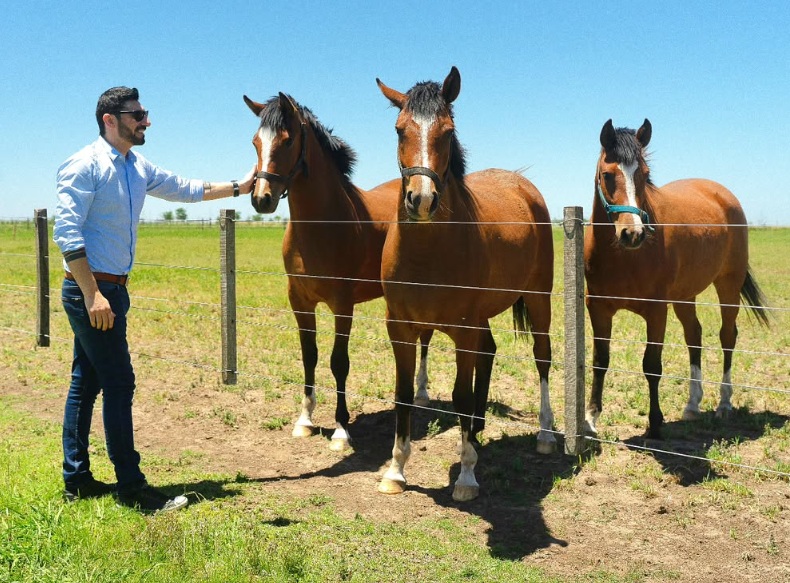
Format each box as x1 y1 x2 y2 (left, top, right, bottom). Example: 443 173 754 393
596 172 655 232
255 122 308 199
397 158 445 195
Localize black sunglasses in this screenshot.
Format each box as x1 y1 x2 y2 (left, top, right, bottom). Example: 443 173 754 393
116 109 149 122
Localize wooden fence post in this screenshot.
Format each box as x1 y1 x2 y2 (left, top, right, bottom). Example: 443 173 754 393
563 206 586 455
220 210 237 384
34 209 50 347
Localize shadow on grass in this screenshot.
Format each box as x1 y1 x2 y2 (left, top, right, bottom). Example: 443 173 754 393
167 478 246 504
181 400 582 560
431 431 579 559
619 407 789 486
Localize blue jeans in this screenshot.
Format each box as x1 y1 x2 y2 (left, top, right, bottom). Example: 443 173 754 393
61 278 146 494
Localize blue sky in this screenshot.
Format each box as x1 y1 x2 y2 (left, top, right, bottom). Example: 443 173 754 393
2 1 788 224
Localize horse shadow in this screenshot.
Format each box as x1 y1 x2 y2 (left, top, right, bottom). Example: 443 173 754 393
170 399 579 560
620 407 789 486
414 430 579 559
314 401 580 559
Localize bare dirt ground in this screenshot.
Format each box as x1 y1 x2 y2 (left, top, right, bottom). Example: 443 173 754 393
3 340 788 583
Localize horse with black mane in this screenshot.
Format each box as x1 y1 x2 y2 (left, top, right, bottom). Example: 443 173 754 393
585 118 770 439
376 67 556 501
244 93 433 451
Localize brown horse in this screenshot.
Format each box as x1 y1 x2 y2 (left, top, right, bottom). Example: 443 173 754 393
584 118 770 439
244 93 433 451
376 67 556 501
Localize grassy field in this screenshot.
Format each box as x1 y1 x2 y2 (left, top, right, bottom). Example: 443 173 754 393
0 219 787 582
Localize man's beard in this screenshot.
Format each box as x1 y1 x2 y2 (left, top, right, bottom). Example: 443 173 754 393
119 123 145 146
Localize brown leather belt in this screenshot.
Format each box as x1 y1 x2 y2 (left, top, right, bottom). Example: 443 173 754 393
65 271 128 286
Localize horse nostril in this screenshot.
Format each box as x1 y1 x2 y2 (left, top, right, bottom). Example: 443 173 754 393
619 228 645 248
429 194 439 214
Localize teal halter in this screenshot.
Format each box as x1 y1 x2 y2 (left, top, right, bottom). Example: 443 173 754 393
596 178 655 232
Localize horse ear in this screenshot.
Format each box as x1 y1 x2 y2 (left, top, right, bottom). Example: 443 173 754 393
278 92 303 127
600 119 616 152
442 66 461 104
376 78 407 109
637 118 652 148
243 95 265 117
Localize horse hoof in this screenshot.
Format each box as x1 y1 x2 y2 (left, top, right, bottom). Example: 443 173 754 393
583 419 598 436
378 478 406 495
413 395 430 408
329 438 352 452
681 409 700 421
452 484 479 502
715 407 732 420
536 439 557 455
291 424 314 438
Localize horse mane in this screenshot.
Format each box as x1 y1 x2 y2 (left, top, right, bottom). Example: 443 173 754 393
405 81 468 180
605 126 654 187
257 95 358 179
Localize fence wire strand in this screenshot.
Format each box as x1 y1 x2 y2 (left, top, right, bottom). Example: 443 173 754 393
2 216 788 484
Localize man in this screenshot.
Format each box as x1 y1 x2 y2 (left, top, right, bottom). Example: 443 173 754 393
53 86 255 513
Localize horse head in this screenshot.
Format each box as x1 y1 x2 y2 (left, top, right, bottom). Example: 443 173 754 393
244 92 308 214
376 66 463 221
596 118 654 249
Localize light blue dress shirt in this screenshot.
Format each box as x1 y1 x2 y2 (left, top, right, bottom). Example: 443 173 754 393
54 136 204 275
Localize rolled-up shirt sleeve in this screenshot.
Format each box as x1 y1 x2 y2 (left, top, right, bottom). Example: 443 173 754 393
53 154 94 258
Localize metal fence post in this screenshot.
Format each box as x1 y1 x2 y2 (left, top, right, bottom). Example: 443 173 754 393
563 206 586 455
34 209 50 347
220 210 237 384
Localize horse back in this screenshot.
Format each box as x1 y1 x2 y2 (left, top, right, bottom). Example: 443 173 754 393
282 178 402 308
586 178 750 304
464 169 554 290
658 179 746 227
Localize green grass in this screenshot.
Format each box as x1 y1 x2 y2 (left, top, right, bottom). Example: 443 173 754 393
0 402 564 583
0 221 787 581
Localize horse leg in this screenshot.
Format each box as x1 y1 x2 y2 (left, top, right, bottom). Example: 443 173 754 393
328 308 353 451
451 329 480 502
471 323 495 443
291 304 318 438
379 319 417 495
524 293 556 454
714 278 741 419
643 306 668 439
415 329 434 407
586 305 613 435
673 301 704 420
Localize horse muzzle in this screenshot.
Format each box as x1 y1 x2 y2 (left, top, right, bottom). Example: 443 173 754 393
404 189 440 222
401 165 443 221
251 175 284 214
616 223 647 249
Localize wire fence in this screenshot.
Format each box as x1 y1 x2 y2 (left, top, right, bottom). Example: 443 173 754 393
1 209 788 481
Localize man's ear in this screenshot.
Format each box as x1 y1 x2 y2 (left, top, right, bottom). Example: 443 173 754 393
103 112 118 131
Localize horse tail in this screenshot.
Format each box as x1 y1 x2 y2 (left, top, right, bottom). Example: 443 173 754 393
740 267 771 327
512 296 532 340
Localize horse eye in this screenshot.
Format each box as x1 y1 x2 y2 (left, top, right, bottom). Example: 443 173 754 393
601 172 616 195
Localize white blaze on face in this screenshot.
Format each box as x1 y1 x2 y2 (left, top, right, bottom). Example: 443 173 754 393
617 161 644 227
257 127 276 174
415 114 436 197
